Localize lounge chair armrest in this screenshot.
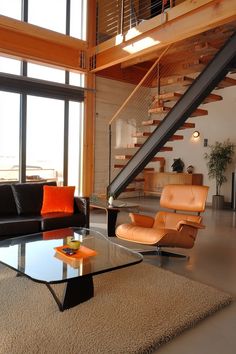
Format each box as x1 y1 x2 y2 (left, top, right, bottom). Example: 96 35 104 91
129 213 154 227
177 220 205 231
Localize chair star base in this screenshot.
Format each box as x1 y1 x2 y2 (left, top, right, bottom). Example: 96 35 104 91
138 247 189 259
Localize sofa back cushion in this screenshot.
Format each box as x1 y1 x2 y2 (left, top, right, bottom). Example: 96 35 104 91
0 184 18 215
11 181 56 216
41 186 75 214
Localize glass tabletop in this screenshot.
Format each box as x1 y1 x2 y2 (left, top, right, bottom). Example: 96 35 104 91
90 198 139 209
0 227 143 284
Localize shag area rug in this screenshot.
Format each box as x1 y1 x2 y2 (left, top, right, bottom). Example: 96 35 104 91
0 262 232 354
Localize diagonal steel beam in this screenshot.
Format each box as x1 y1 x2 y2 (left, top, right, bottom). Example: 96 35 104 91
108 31 236 198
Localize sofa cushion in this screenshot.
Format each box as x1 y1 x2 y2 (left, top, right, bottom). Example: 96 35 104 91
40 212 85 231
11 181 56 216
0 185 18 215
0 217 41 238
41 186 75 214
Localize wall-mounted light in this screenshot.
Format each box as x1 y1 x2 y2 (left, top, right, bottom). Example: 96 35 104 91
192 131 200 139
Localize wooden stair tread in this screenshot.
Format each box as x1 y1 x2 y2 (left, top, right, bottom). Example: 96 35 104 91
142 119 195 129
180 122 196 129
132 132 183 141
124 187 136 192
169 135 184 141
114 164 155 171
148 106 207 117
133 178 145 182
115 155 165 163
142 119 162 126
190 108 208 117
155 92 182 102
159 76 194 87
216 77 236 89
115 155 133 160
130 143 173 151
154 92 222 104
202 93 223 103
148 106 170 114
132 132 152 137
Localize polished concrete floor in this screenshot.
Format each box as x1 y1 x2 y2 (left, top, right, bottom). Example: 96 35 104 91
90 197 236 354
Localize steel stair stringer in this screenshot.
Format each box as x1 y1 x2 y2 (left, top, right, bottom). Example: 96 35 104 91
107 31 236 198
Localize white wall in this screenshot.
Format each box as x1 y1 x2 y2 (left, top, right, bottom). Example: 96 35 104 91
95 76 236 203
159 85 236 202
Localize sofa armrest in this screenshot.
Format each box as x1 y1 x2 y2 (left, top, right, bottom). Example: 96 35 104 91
74 197 90 228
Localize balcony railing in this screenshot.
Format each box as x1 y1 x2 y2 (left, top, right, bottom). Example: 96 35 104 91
96 0 179 44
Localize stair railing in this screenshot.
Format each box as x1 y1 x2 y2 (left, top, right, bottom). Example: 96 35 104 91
108 45 171 188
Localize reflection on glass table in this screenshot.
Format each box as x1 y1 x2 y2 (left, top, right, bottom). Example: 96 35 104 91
0 227 143 311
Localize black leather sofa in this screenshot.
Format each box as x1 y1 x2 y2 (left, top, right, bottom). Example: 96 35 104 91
0 182 89 239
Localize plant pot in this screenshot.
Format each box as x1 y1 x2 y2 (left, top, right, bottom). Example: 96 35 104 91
212 195 224 209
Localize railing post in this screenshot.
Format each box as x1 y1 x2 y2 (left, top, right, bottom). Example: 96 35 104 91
120 0 125 35
108 123 112 192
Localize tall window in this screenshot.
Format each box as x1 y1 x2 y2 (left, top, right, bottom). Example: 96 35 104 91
0 0 21 19
0 57 21 75
27 63 65 83
0 92 20 182
70 0 87 40
26 96 64 184
28 0 67 34
68 102 84 194
0 0 87 193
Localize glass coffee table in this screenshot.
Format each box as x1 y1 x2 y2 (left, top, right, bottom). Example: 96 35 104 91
0 227 142 311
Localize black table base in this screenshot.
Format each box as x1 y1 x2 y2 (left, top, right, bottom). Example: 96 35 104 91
46 275 94 311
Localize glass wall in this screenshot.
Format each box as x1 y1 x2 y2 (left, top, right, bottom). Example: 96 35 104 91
68 102 84 194
70 0 87 40
0 57 21 75
0 0 21 20
0 92 20 182
0 0 87 193
27 63 65 83
28 0 67 34
26 96 64 184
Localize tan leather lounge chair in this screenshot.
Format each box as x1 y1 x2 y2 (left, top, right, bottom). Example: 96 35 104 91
116 184 209 258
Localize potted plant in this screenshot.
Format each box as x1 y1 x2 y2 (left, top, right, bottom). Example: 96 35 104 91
204 139 235 209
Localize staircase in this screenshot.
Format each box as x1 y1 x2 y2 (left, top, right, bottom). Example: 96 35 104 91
108 31 236 198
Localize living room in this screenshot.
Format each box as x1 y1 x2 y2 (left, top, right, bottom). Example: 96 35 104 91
0 1 236 353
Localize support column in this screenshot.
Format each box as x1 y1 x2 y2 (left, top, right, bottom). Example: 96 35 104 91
82 0 96 197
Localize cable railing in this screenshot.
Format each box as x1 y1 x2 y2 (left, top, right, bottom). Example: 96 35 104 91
96 0 177 44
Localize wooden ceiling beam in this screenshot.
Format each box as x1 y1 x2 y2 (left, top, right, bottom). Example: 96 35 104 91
91 0 236 72
0 15 87 72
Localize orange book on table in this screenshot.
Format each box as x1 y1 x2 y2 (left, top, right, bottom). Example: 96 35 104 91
54 245 97 260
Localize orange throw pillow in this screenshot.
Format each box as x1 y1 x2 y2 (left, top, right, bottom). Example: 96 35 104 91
41 186 75 214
